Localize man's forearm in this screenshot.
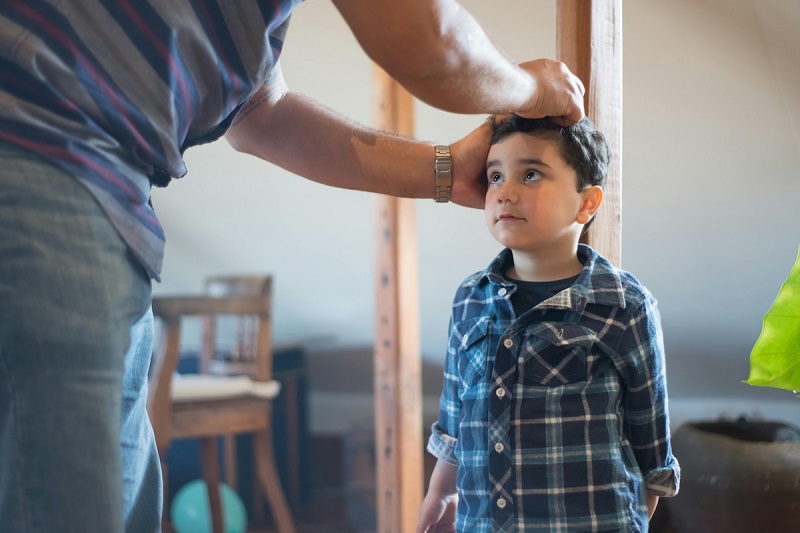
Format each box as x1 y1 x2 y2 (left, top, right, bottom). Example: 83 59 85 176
332 0 584 123
332 0 535 115
227 86 436 199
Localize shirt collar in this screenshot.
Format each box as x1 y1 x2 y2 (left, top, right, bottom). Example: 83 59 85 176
465 244 627 310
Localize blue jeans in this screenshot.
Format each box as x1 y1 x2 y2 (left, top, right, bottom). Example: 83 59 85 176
0 144 162 532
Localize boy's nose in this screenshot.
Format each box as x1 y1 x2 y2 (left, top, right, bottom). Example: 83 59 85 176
496 182 518 203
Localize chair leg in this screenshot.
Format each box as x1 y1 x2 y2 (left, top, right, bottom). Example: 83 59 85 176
254 431 296 533
251 465 266 524
200 437 224 533
223 433 238 491
283 374 301 504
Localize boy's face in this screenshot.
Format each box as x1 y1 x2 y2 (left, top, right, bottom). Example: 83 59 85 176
485 133 594 254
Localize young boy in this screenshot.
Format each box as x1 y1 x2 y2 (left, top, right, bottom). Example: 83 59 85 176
418 116 680 533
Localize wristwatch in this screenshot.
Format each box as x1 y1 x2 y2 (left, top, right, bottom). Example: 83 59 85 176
434 145 452 203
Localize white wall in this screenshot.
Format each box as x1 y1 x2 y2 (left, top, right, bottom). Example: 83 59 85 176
152 0 800 432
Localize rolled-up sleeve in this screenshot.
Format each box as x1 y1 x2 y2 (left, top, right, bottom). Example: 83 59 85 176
617 294 680 497
427 315 462 466
427 422 458 465
644 458 681 496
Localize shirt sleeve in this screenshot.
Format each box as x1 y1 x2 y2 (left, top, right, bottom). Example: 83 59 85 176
426 315 461 466
427 422 458 465
615 293 680 497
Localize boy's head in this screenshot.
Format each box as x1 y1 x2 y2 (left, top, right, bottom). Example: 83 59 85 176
490 116 610 192
485 116 610 254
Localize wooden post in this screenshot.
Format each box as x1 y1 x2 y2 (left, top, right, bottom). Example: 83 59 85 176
557 0 623 267
373 65 424 533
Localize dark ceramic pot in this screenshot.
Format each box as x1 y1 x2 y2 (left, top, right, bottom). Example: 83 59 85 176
666 419 800 533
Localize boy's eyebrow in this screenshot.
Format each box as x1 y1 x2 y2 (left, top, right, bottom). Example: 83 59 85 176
519 158 551 168
486 158 551 168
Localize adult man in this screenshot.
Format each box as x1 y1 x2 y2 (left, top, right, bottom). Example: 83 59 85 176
0 1 584 531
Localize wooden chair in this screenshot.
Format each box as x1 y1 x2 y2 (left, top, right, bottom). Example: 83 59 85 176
147 275 296 533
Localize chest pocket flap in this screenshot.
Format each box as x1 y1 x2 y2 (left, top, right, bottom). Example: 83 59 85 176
453 316 490 388
522 323 596 386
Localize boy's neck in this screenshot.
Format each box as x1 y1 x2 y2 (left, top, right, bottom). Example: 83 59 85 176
507 245 583 282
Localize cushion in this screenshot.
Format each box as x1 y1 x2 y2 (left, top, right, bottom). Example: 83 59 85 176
171 373 281 402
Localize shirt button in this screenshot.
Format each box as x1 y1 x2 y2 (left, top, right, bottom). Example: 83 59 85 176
494 442 504 453
495 387 506 398
498 288 507 296
503 338 514 349
497 497 507 509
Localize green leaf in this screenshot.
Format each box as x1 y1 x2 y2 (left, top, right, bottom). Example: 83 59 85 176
745 246 800 392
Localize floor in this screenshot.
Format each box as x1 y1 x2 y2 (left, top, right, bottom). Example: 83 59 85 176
253 485 358 533
251 433 366 533
172 480 679 533
165 484 357 533
164 431 365 533
252 487 679 533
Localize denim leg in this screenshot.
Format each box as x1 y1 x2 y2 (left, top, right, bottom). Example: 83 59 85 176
121 308 163 532
0 144 161 532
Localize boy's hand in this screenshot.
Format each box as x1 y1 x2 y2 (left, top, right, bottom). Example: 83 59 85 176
416 491 458 533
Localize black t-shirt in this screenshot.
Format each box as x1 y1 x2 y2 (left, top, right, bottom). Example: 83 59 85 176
508 274 579 317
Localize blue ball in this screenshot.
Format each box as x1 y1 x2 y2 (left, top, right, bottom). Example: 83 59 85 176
171 479 247 533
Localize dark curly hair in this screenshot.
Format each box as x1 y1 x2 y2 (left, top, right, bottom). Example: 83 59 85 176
490 115 610 192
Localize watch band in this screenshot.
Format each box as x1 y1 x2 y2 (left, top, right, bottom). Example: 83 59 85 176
434 145 452 203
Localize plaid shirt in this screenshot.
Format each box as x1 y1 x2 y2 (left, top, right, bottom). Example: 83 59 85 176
428 245 680 533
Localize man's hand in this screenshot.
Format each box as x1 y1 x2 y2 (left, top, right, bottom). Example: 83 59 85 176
449 118 495 209
518 59 586 126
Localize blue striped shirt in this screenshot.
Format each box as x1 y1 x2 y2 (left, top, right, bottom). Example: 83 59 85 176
0 0 301 279
428 245 680 532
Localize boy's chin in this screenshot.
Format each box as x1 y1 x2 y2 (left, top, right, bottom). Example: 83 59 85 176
495 239 535 253
489 230 534 251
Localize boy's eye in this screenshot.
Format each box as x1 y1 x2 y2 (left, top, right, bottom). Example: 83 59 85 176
524 170 540 182
488 172 502 183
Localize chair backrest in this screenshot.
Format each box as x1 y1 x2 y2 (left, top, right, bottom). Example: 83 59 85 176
147 275 274 449
201 275 273 382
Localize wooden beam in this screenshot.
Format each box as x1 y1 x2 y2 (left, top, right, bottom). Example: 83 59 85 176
372 65 424 533
557 0 623 267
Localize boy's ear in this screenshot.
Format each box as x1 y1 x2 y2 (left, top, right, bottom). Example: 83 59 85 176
576 186 604 224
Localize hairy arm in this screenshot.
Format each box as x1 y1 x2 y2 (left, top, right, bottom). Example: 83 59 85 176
226 64 491 207
331 0 584 123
